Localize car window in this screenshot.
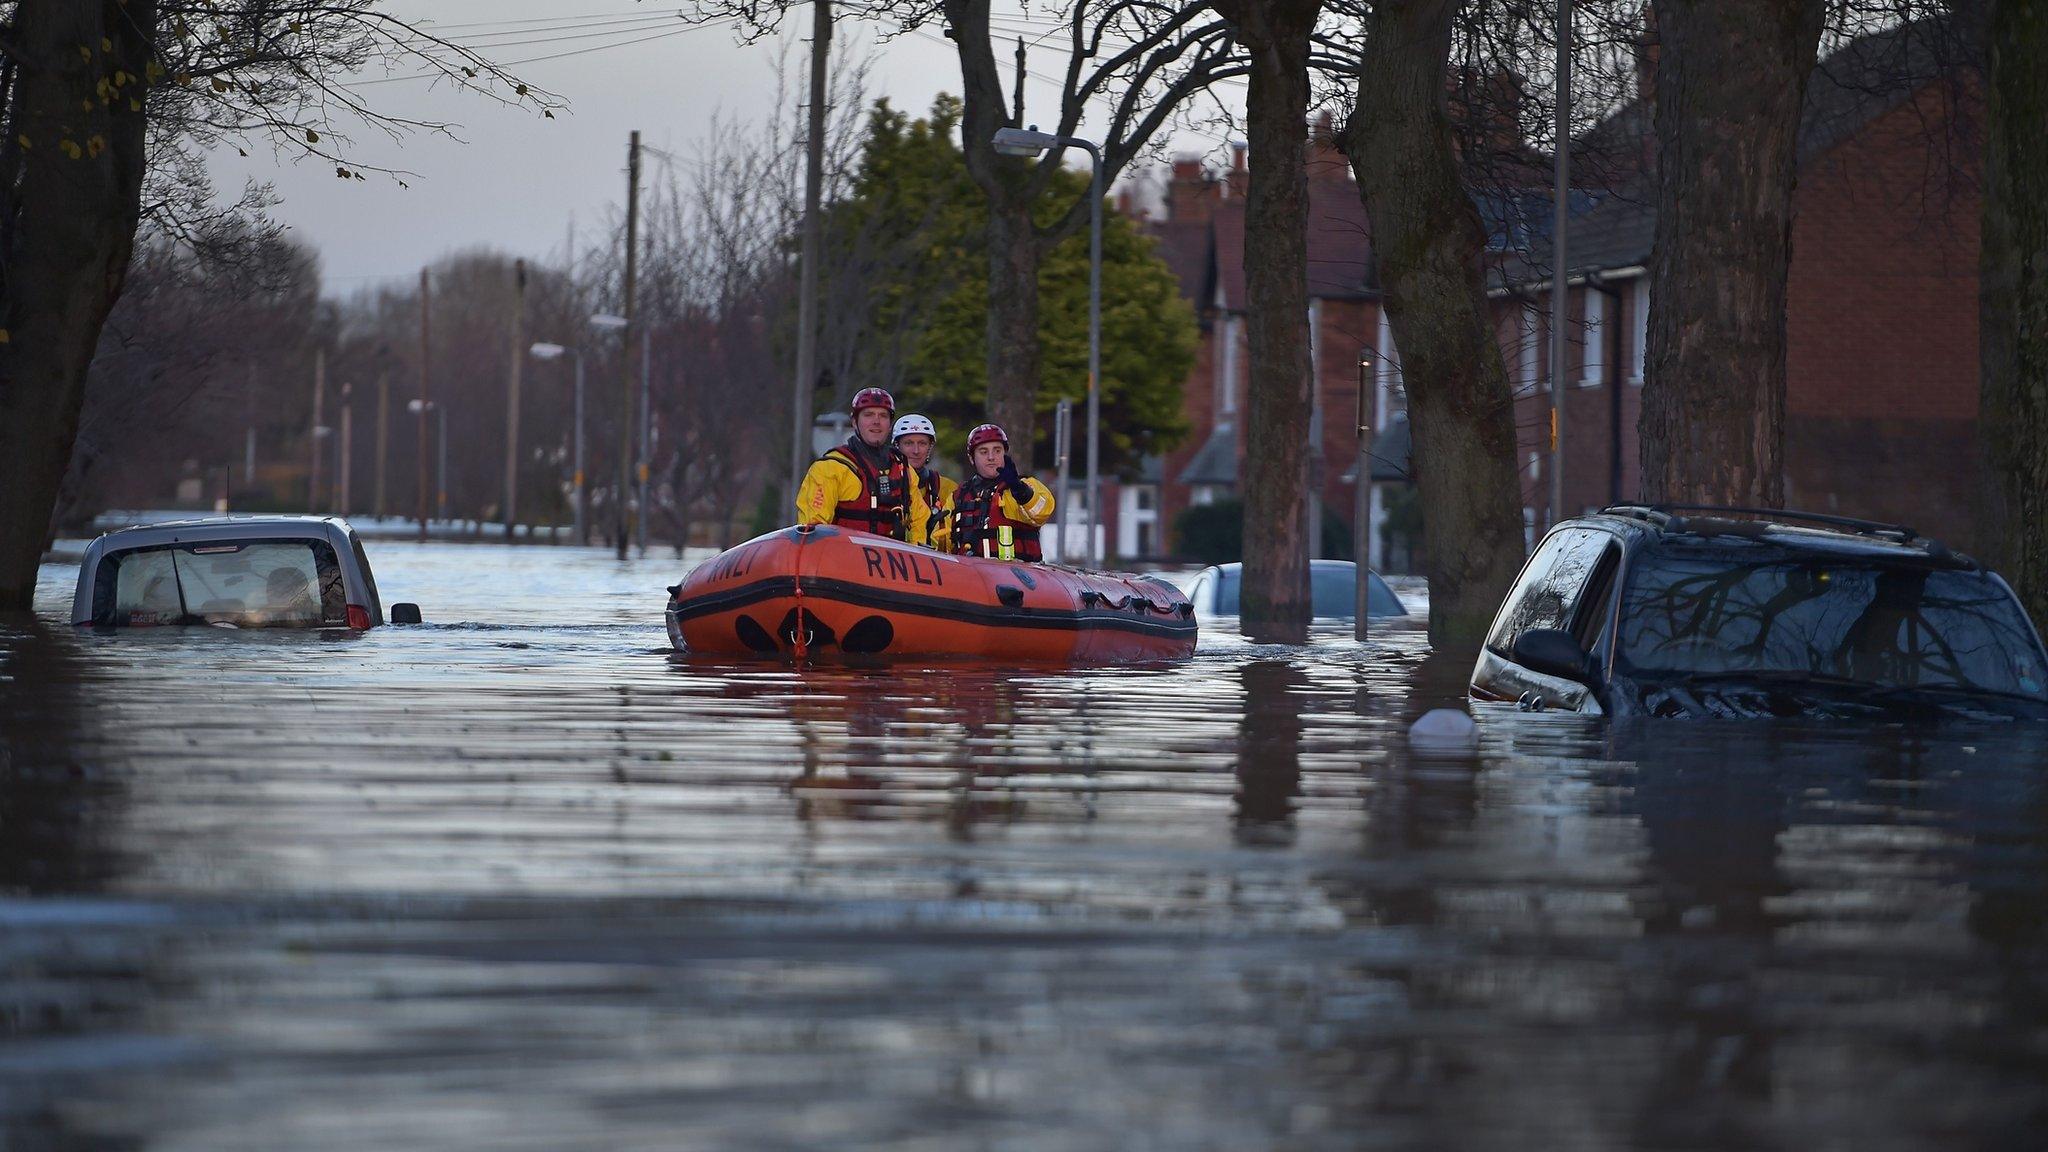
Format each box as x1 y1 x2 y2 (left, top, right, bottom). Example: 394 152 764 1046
1569 542 1624 651
1486 528 1613 655
1619 547 2048 699
98 539 346 627
1215 568 1240 614
348 531 382 620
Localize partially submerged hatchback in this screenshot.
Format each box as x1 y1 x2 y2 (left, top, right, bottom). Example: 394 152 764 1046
71 516 417 630
1471 506 2048 719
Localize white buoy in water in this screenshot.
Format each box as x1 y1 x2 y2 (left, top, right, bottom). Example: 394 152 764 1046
1408 708 1478 750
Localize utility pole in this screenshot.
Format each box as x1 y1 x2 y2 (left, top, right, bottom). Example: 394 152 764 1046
309 348 326 512
244 361 258 501
789 0 831 505
418 267 432 542
638 324 651 556
618 130 641 561
505 258 527 541
373 370 389 520
339 382 354 515
1548 0 1572 530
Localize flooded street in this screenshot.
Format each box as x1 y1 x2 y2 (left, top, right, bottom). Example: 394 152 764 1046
5 541 2046 1150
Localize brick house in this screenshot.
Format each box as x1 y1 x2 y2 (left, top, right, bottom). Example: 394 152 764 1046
1120 128 1405 565
1495 20 1981 547
1117 20 1977 566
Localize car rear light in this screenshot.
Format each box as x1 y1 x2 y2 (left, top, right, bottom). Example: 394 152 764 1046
346 604 373 630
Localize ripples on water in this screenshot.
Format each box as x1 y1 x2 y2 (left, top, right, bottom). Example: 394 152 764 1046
3 542 2045 1150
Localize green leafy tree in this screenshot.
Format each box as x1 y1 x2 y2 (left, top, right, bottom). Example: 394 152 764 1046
827 97 1195 475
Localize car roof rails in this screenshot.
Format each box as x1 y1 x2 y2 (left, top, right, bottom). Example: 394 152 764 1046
1598 504 1925 544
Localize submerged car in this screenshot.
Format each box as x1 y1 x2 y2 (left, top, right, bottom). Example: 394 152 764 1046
1186 559 1408 620
71 516 419 630
1470 505 2048 719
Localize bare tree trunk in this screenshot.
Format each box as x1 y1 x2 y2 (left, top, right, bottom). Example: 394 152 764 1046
1982 0 2048 626
944 0 1043 467
985 200 1041 463
1345 0 1527 645
0 0 156 611
1639 0 1823 505
1216 0 1320 642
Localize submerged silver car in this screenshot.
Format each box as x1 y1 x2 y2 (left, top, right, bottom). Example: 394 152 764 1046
70 516 417 630
1185 559 1408 620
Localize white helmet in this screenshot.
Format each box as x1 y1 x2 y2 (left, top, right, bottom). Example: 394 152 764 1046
892 413 936 441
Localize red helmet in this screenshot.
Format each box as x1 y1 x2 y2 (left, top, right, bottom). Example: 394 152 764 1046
849 387 895 416
967 423 1008 452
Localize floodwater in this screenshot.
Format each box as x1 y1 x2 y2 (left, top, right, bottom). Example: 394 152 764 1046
4 541 2045 1150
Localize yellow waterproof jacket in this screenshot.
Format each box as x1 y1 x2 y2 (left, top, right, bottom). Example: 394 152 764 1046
931 475 1054 555
907 471 958 549
794 445 927 536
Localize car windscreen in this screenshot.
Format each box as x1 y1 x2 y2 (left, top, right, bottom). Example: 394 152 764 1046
1618 546 2048 700
1213 566 1403 617
95 539 347 628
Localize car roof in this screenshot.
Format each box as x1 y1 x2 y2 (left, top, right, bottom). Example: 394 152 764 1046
85 516 356 553
1577 506 1977 568
1213 559 1368 573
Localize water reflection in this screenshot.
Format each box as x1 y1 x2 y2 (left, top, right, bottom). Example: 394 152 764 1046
2 546 2045 1149
1233 661 1303 844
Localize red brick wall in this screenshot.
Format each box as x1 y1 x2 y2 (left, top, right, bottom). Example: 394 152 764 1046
1784 78 1981 544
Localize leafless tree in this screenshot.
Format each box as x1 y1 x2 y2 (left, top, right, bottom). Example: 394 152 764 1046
0 0 550 609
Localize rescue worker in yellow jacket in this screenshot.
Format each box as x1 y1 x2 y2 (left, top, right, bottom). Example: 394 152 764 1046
794 388 922 539
891 412 956 549
935 422 1055 561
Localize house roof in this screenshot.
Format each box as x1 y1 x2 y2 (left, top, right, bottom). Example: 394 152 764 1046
1340 414 1414 484
1496 18 1968 291
1204 176 1376 312
1176 421 1238 486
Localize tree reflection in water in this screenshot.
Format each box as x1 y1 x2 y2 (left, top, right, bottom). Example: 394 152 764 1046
1233 660 1306 845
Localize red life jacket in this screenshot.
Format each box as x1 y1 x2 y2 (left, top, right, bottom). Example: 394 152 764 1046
949 476 1042 562
823 438 910 541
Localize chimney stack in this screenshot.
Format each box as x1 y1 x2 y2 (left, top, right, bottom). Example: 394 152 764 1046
1167 156 1219 223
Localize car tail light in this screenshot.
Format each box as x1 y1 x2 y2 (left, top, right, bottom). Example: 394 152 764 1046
346 604 373 630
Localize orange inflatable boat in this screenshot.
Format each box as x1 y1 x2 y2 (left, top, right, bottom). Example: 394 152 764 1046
665 524 1196 662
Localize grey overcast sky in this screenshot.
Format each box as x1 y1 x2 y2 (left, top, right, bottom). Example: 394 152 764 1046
204 1 1242 297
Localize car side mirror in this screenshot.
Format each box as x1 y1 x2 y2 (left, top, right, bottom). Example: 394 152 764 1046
389 602 422 625
1512 628 1591 683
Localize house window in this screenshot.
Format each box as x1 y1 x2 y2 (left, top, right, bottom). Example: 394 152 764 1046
1630 279 1648 385
1519 304 1540 394
1217 315 1239 416
1579 286 1604 388
1375 308 1403 426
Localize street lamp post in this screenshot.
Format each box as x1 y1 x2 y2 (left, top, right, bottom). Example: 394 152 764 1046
993 125 1102 566
406 398 447 527
529 342 587 544
589 313 630 554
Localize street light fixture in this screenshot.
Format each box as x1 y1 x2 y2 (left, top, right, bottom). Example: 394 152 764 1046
588 312 633 557
529 341 587 544
991 124 1103 565
406 398 448 526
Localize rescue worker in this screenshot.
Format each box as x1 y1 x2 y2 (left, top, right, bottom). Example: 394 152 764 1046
892 412 956 549
795 387 918 540
940 422 1056 561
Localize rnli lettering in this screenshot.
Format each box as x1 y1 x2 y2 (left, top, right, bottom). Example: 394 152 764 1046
704 544 757 583
860 545 945 587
